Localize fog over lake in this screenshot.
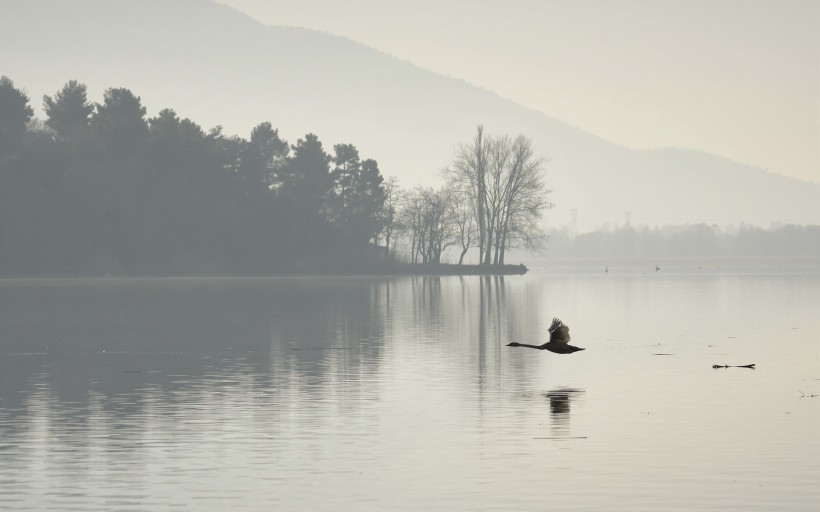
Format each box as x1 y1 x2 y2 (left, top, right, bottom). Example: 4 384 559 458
1 270 817 511
1 1 817 510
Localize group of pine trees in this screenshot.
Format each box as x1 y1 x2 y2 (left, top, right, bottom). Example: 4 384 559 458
0 77 389 275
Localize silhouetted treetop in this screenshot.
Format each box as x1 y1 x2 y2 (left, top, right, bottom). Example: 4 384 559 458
242 122 288 190
91 87 148 154
43 80 94 138
0 76 34 157
279 133 333 213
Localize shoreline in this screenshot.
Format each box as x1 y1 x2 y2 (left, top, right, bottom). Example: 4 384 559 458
0 263 529 279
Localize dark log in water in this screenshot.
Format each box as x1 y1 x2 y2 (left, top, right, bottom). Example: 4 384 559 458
712 363 755 369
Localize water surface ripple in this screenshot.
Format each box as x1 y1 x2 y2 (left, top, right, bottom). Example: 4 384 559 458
1 273 818 511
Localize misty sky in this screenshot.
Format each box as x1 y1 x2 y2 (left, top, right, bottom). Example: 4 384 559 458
218 0 819 183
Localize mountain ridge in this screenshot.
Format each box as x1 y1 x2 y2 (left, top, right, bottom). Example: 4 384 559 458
2 0 817 229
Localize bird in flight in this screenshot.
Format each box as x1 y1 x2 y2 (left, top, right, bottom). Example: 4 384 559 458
507 318 585 354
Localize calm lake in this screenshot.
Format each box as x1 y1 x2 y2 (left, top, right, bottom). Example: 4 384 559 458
1 268 818 511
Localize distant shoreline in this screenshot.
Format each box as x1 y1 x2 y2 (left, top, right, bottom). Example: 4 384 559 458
0 263 529 279
7 257 820 279
257 262 529 276
380 263 528 276
536 256 820 266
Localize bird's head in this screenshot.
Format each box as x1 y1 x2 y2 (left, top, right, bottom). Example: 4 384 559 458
506 342 521 347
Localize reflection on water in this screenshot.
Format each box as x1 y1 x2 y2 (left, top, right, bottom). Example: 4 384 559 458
544 388 585 439
0 274 818 511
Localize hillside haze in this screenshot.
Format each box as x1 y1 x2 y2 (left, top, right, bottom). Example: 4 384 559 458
2 0 817 230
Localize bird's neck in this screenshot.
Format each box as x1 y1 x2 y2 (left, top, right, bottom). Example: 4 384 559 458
515 343 546 350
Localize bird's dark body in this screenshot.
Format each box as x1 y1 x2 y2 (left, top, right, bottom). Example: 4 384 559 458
507 318 585 354
506 341 584 353
544 342 585 354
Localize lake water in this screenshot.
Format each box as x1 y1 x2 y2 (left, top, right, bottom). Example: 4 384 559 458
1 269 818 511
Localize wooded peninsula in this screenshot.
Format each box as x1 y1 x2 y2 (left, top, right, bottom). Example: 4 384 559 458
0 78 548 276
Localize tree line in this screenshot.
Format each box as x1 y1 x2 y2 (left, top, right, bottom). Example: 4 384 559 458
0 77 551 275
546 223 820 260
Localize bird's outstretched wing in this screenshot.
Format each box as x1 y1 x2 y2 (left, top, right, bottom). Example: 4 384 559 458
548 318 571 344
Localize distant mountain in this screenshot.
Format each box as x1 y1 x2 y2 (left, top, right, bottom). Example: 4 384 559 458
2 0 817 229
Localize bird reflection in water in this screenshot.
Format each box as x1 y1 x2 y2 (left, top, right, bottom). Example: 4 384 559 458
541 388 586 439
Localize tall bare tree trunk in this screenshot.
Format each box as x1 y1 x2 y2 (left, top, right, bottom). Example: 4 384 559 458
499 228 508 264
474 126 488 265
458 246 469 265
484 224 494 265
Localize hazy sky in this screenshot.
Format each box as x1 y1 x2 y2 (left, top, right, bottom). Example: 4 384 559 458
217 0 819 183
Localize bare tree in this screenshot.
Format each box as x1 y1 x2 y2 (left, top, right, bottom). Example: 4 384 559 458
447 128 551 265
494 134 551 263
423 187 457 263
377 176 401 254
446 185 476 264
398 186 457 264
398 187 423 263
484 134 512 264
448 126 490 264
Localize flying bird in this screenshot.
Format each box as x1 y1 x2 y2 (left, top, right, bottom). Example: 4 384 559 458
507 318 585 354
